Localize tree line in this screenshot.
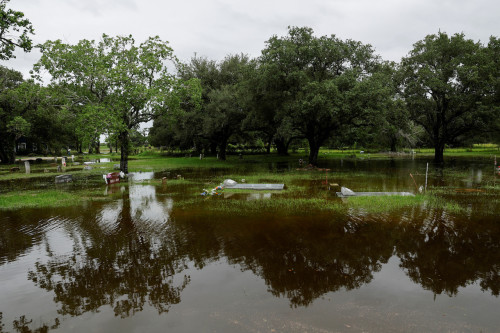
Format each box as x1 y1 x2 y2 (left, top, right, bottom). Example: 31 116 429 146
0 0 498 169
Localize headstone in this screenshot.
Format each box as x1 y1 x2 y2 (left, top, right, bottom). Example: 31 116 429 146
71 155 74 162
114 164 120 170
44 168 49 173
223 179 237 187
73 162 80 165
24 161 30 174
341 187 356 196
200 154 203 160
55 174 72 183
57 165 61 172
84 166 93 170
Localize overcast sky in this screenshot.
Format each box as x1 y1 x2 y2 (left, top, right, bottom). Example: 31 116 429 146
2 0 499 79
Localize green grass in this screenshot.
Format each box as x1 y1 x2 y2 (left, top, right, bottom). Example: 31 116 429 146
0 189 112 210
179 197 345 216
345 195 425 213
2 149 498 214
344 194 466 214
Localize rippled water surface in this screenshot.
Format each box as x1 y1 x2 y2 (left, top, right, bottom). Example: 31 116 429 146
1 158 499 332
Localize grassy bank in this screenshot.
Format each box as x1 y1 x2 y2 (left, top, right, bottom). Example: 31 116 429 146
0 188 112 210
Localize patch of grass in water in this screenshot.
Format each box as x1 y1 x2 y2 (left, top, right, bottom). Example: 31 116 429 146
0 188 113 210
191 197 345 215
346 195 425 214
345 193 466 214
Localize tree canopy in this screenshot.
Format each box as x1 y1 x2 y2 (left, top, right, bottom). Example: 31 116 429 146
33 34 200 172
0 0 34 60
259 26 392 165
0 25 498 165
399 32 499 163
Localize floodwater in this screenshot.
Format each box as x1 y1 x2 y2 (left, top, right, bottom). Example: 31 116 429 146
1 158 500 332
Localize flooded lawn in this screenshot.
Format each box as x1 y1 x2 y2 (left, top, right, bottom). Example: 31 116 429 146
1 157 499 332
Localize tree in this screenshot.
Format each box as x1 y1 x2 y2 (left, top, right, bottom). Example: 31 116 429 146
260 27 390 165
399 32 499 163
243 62 303 155
34 34 198 172
167 54 254 160
0 67 72 162
0 0 34 60
0 66 31 163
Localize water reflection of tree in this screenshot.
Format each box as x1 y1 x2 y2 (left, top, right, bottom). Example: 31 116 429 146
0 313 60 333
0 212 41 265
27 188 190 318
180 215 396 307
15 188 500 323
395 206 500 297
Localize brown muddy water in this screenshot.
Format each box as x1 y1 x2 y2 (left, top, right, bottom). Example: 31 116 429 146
1 158 500 332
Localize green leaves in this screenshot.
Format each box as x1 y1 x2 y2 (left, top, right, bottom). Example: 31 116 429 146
260 26 386 164
0 0 34 60
400 32 498 161
6 115 30 140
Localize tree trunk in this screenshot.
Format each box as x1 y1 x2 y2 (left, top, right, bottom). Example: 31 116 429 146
275 138 289 156
308 139 320 166
390 138 397 152
0 148 12 164
95 140 100 154
210 142 217 155
120 131 129 173
434 142 445 164
218 138 228 161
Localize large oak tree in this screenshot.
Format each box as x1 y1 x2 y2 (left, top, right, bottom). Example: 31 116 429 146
34 34 198 172
399 32 499 163
260 27 390 165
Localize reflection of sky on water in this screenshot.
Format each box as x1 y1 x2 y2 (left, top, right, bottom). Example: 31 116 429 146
223 192 273 200
97 184 173 234
128 172 155 181
129 185 173 228
246 193 272 201
97 200 123 234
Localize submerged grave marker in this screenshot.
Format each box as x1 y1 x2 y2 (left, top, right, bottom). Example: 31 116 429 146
104 172 122 185
222 179 284 190
336 187 414 198
55 174 73 184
